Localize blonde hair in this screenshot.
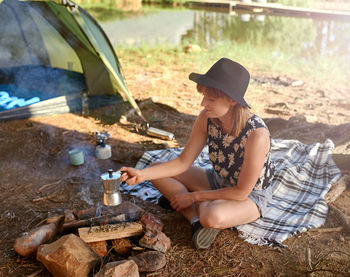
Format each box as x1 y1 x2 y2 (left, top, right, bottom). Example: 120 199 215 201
197 84 249 137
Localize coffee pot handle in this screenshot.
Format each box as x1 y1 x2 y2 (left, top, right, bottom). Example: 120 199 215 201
108 169 114 178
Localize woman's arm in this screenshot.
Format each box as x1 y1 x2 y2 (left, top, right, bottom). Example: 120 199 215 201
171 127 270 209
120 111 209 185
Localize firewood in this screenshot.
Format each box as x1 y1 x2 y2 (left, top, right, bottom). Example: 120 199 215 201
46 214 65 227
305 247 313 277
325 175 349 203
308 227 343 233
111 238 133 255
59 214 126 233
73 207 99 220
14 223 57 257
70 201 145 222
38 180 62 191
26 268 43 277
78 222 143 243
322 175 350 235
88 241 107 257
32 193 58 203
329 204 350 234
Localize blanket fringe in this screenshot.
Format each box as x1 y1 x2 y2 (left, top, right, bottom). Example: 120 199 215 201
238 232 286 248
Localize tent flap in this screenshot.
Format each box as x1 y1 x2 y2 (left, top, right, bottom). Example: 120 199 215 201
0 0 143 120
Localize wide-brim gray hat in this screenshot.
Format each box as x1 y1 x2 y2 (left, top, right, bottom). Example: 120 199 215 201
189 58 250 108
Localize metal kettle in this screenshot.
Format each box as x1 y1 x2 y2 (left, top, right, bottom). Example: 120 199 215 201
101 169 122 206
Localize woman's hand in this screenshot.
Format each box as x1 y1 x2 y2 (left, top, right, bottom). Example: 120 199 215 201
119 167 144 186
170 192 195 211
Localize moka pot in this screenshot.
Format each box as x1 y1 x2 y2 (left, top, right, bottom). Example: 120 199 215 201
101 169 122 206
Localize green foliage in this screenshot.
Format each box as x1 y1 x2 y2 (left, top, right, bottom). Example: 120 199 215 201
260 0 313 8
142 0 187 5
95 4 348 90
142 0 311 6
116 38 349 90
82 6 128 21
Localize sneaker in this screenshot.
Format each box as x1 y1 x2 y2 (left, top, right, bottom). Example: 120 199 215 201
191 221 220 249
158 195 175 211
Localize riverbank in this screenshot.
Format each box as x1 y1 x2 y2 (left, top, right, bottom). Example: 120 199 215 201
78 0 350 12
117 44 349 112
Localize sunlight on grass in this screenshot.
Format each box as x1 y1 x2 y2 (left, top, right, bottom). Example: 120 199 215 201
116 41 349 93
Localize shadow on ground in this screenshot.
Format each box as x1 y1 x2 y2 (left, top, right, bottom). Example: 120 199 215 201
0 100 349 276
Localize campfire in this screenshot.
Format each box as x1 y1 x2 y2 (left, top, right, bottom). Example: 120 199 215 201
14 201 171 276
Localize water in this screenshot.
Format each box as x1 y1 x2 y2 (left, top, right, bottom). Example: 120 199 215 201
88 6 350 84
97 9 195 45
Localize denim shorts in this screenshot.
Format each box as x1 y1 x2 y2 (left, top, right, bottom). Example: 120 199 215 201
205 168 273 218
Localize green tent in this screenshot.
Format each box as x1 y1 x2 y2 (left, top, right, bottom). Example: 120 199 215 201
0 0 144 121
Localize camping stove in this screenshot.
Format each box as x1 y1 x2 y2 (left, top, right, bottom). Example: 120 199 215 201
94 131 111 159
101 169 122 206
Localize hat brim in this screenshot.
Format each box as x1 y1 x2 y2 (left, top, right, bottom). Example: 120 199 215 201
189 73 250 108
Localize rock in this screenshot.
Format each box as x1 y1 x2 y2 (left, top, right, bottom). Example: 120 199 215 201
291 80 304 87
37 234 99 277
119 115 128 124
111 238 132 255
184 44 201 53
14 223 58 257
139 230 171 253
317 89 326 97
138 213 170 253
95 260 139 277
289 115 307 123
88 241 107 257
140 213 164 233
131 246 145 251
129 251 166 272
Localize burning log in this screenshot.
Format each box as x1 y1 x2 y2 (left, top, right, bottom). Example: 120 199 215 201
60 201 145 233
59 214 126 233
73 207 99 220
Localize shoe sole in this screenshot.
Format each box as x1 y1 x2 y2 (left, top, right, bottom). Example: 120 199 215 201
192 227 220 249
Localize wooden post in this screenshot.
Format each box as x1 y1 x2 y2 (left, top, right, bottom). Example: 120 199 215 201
325 175 350 235
325 175 349 203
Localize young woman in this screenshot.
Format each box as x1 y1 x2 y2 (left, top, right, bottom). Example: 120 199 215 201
120 58 274 249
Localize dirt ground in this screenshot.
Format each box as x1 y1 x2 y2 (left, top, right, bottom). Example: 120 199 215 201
0 56 349 277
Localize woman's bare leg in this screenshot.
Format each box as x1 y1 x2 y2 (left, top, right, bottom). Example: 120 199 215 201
151 163 260 249
151 164 210 222
198 198 260 229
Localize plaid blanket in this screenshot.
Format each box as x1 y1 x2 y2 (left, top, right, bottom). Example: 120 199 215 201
120 138 341 247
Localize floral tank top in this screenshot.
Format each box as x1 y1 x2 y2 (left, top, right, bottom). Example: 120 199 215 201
207 114 274 190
